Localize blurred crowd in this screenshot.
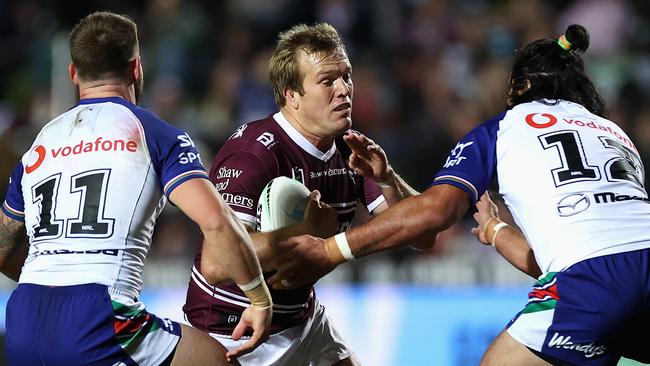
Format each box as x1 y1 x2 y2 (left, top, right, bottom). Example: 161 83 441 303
1 0 649 286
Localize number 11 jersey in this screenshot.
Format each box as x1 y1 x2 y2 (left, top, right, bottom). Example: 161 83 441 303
2 97 208 299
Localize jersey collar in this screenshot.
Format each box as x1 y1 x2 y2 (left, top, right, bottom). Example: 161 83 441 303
77 97 132 107
273 111 337 162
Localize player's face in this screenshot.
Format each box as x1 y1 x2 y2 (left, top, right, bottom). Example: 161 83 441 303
295 50 353 138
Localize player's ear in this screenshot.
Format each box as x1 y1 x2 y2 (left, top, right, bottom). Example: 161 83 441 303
284 88 299 109
515 79 532 96
127 56 142 85
69 63 80 85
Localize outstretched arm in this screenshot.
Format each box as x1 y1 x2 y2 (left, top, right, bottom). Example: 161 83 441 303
0 211 27 282
471 192 542 278
170 178 272 361
267 184 470 289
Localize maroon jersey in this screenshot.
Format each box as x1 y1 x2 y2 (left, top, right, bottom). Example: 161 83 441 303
183 112 384 335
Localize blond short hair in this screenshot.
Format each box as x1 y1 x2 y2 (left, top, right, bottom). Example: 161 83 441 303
269 23 347 108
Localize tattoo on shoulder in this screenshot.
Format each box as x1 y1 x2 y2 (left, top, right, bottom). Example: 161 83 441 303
0 214 25 256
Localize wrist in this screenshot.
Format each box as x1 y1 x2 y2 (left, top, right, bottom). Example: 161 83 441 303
484 217 508 246
238 274 273 308
324 233 356 264
376 167 395 188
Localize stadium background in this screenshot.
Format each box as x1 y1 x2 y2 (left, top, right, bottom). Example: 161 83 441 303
0 0 648 364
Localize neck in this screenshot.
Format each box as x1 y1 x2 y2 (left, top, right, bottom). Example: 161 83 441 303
280 107 334 151
78 80 135 104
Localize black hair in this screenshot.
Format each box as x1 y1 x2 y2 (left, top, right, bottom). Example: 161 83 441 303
508 24 608 117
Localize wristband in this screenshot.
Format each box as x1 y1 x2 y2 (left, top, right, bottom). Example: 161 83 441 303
241 280 273 308
334 232 356 261
485 217 508 246
237 274 264 292
376 168 395 188
490 222 508 246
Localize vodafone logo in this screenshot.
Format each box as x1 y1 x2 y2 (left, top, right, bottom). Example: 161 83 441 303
25 145 46 174
525 113 558 128
24 138 139 174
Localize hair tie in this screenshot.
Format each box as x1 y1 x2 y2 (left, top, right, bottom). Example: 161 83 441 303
557 35 572 51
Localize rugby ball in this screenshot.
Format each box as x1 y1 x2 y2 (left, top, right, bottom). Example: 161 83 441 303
256 176 310 232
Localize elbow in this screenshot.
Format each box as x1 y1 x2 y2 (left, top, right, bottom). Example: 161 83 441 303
415 184 470 235
199 235 230 285
420 202 459 235
410 232 438 251
197 208 230 234
200 261 227 285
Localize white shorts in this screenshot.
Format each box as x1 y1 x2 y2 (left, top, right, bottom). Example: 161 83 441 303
211 302 354 366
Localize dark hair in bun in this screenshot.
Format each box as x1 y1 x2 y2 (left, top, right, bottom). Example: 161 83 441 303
564 24 589 52
508 24 607 117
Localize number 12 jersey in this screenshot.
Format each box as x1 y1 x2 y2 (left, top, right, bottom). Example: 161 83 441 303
432 100 650 272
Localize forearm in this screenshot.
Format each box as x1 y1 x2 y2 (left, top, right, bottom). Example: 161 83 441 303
201 209 272 309
492 225 542 278
170 178 271 308
0 213 26 281
201 208 264 285
377 167 419 205
327 185 468 262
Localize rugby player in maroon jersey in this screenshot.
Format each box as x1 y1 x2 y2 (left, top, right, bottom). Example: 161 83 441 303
183 23 418 365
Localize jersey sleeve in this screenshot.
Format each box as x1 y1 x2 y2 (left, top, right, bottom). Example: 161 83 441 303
2 161 25 221
210 151 276 228
362 177 385 214
430 113 503 204
131 107 209 197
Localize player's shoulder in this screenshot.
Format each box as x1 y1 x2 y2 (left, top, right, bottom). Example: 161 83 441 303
118 101 183 135
219 114 285 155
73 97 186 138
459 110 509 143
35 107 80 142
106 100 198 151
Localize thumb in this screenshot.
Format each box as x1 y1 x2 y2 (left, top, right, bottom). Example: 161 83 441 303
231 318 248 341
308 190 322 208
310 190 321 202
348 152 359 167
304 192 321 216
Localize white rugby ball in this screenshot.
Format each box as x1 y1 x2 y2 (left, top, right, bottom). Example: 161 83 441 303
257 176 310 232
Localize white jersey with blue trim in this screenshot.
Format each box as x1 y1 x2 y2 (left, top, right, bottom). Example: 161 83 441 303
433 100 650 272
1 97 208 298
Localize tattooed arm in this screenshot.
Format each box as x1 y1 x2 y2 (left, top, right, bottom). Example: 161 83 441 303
0 211 27 282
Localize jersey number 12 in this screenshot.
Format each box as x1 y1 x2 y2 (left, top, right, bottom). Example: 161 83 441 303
540 130 644 189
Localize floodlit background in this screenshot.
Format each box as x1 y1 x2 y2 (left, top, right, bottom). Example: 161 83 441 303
0 0 649 365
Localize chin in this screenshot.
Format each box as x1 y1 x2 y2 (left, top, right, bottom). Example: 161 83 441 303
327 115 352 135
335 120 351 134
339 116 352 129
